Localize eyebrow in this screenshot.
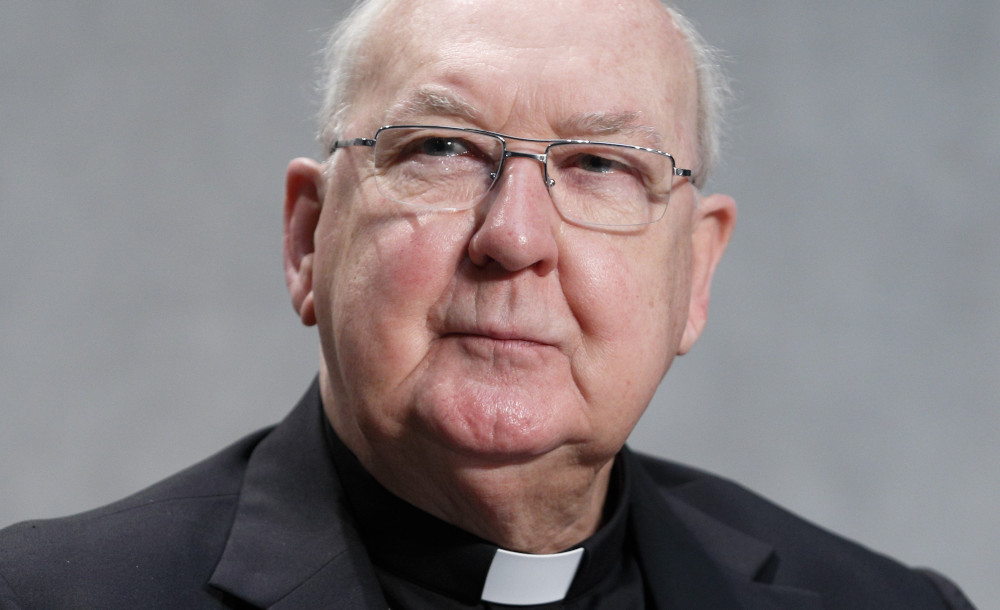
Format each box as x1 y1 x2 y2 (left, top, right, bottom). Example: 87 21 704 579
384 88 665 150
385 87 482 124
556 112 665 150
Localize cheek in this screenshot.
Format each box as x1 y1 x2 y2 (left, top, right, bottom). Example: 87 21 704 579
569 241 678 352
318 213 469 399
370 226 455 309
564 233 689 422
567 247 635 338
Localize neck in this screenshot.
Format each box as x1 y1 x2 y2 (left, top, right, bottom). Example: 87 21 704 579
333 423 615 554
417 456 616 553
320 368 619 553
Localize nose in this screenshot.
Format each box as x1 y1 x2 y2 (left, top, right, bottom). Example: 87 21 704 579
467 155 560 274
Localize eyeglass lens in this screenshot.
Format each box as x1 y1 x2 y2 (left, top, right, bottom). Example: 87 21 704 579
371 126 674 227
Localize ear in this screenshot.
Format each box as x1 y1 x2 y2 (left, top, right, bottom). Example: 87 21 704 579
678 193 736 354
283 157 326 327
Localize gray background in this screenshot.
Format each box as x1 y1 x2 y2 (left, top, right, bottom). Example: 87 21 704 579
2 1 996 605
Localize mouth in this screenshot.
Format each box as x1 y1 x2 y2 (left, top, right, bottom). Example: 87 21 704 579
441 331 559 358
445 331 552 346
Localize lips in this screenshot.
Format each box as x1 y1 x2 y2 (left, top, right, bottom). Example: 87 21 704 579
450 327 551 343
434 314 571 366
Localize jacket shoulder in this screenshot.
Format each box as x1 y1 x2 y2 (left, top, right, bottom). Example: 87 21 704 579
0 427 272 608
631 451 975 609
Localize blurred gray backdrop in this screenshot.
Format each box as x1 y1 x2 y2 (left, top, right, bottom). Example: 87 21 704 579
2 1 997 604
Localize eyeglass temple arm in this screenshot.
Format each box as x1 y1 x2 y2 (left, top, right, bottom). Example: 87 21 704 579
330 138 376 155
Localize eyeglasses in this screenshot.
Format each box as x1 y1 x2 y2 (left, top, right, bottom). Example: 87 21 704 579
330 125 692 228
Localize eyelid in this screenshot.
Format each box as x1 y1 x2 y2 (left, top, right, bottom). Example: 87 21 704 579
554 144 647 171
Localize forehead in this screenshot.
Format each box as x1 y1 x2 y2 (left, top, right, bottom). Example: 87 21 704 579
351 0 697 153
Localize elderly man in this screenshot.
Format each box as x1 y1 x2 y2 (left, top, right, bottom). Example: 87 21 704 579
0 0 974 608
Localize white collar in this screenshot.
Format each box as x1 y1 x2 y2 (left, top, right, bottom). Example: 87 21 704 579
480 547 585 605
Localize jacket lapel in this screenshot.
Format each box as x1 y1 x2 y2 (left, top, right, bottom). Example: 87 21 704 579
208 384 824 609
627 450 824 610
209 379 387 609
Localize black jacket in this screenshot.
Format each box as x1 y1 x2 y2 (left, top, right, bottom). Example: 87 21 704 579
0 380 974 608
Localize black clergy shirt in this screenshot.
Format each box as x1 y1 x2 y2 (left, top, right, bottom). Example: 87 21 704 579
0 378 972 608
324 421 647 609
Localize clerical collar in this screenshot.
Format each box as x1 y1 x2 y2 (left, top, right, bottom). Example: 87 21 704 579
480 547 585 605
323 422 632 606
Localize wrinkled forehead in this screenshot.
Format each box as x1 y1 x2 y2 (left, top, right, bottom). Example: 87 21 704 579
348 0 698 156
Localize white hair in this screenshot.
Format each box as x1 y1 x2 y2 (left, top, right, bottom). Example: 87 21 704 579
664 6 730 186
317 0 730 186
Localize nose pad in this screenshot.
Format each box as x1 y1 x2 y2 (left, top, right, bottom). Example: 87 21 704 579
467 155 560 273
500 150 552 186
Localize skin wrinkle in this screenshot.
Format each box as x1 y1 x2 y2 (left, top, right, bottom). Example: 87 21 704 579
323 0 720 180
325 176 435 437
388 87 667 150
287 0 735 553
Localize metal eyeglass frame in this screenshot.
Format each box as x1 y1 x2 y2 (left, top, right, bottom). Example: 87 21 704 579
329 124 694 226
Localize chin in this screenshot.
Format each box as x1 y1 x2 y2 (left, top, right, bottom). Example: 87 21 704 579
412 380 589 464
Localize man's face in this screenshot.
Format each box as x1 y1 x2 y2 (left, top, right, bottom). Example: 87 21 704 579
289 0 733 476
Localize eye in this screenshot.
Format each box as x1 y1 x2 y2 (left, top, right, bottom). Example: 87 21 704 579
576 153 624 174
420 137 471 157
